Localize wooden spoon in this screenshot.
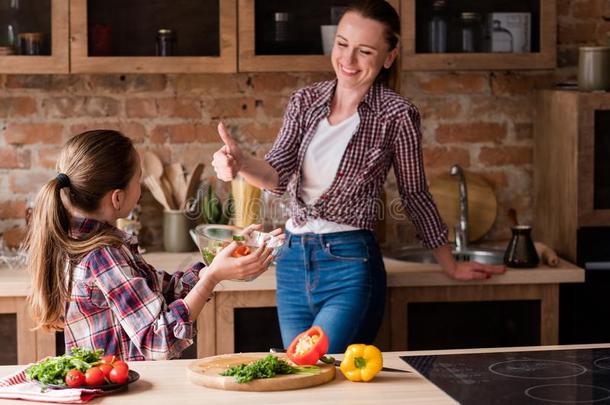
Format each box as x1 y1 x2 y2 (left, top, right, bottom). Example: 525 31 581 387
183 163 204 210
160 176 178 210
142 151 164 180
144 175 171 210
165 163 187 208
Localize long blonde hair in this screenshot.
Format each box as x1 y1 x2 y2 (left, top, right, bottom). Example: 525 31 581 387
25 130 137 331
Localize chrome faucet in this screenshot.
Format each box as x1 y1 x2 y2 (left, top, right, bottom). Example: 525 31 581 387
450 164 468 251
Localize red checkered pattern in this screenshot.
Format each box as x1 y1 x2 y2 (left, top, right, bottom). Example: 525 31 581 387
0 366 102 403
265 80 448 249
63 218 203 361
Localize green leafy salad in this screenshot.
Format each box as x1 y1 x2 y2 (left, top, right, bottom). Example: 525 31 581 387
26 347 104 386
220 354 319 384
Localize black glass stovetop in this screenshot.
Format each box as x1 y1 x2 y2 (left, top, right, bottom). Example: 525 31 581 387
401 348 610 404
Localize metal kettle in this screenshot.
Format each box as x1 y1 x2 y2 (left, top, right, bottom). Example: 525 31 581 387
504 225 539 268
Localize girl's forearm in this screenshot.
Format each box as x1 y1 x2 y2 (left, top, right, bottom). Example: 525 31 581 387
183 272 217 321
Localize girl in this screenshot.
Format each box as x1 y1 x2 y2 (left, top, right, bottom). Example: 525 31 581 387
212 0 505 353
26 130 274 360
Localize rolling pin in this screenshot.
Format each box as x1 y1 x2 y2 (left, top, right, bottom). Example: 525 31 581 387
534 242 559 267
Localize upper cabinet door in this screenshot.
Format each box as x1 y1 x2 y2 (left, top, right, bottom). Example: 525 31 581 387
401 0 556 70
238 0 400 72
70 0 237 73
0 0 69 73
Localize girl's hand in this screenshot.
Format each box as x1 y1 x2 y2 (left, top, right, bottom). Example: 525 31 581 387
212 122 244 181
207 241 274 282
448 261 506 281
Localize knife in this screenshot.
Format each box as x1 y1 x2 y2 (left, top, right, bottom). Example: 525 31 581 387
269 348 410 373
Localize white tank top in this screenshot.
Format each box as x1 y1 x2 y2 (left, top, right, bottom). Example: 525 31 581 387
286 113 361 234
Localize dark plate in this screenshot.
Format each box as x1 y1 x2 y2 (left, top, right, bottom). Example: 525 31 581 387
32 370 140 391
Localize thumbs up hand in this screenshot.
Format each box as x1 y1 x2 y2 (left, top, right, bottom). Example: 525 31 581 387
212 122 244 181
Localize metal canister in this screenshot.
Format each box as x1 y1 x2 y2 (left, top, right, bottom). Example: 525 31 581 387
156 28 176 57
578 46 610 91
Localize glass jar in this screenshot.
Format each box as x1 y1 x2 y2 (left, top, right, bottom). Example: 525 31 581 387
19 32 43 55
426 0 448 53
273 12 291 43
457 12 482 53
156 28 176 56
0 0 19 54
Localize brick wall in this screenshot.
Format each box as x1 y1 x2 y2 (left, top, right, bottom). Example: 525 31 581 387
0 0 607 251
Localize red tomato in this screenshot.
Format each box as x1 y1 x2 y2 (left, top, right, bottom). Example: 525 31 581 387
85 367 105 386
98 363 113 378
109 366 129 384
101 355 117 365
231 245 251 258
112 360 129 372
65 369 85 388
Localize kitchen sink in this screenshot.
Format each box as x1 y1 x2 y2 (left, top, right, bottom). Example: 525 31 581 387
388 245 506 265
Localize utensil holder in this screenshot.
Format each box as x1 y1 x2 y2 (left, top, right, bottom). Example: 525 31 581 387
578 46 610 91
163 209 196 252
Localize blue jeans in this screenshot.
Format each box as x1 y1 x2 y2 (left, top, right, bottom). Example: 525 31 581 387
275 229 386 353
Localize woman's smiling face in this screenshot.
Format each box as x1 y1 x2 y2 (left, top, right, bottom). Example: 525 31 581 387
331 11 398 90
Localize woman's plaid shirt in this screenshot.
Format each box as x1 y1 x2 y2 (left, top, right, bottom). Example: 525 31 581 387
265 80 448 249
63 218 203 360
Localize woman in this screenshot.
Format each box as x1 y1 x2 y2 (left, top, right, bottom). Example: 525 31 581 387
212 0 505 353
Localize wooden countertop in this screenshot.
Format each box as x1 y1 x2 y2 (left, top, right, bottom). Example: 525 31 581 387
1 344 609 404
0 251 584 297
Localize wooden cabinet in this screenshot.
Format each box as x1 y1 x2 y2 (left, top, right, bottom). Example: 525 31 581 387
534 91 610 262
70 0 236 73
0 0 558 74
0 0 68 74
401 0 556 70
238 0 399 72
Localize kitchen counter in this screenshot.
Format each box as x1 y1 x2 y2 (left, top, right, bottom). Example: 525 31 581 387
0 252 583 297
0 252 584 362
1 343 609 404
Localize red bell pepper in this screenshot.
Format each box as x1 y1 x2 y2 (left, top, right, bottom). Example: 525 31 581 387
286 326 329 365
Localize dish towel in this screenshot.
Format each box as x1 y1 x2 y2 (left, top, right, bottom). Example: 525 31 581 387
0 367 103 403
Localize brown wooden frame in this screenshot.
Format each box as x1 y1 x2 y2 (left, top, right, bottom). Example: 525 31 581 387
389 284 559 351
238 0 400 72
70 0 237 73
0 0 69 74
400 0 557 71
534 91 610 262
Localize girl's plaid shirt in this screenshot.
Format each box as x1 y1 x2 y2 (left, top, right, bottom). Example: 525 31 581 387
63 217 204 360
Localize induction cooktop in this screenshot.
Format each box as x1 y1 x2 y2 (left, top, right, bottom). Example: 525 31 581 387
401 348 610 404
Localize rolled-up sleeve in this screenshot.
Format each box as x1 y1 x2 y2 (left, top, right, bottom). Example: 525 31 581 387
392 107 448 249
157 261 204 302
264 91 305 196
90 246 195 360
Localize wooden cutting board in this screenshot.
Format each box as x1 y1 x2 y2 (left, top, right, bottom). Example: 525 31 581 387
187 353 336 392
429 172 497 242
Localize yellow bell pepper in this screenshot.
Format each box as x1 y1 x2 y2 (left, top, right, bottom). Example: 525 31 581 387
339 344 383 382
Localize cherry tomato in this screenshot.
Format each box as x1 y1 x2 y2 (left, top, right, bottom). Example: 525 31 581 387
101 355 117 365
85 367 105 386
109 366 129 384
231 246 251 257
65 369 85 388
112 360 129 372
98 363 113 378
